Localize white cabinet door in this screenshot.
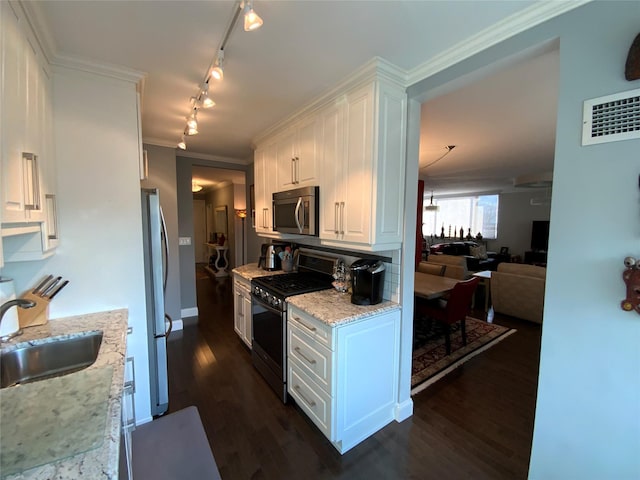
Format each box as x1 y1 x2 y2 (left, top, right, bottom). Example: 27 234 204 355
294 116 320 187
254 142 277 233
319 101 345 239
1 1 48 225
275 128 296 191
233 275 252 348
275 117 320 191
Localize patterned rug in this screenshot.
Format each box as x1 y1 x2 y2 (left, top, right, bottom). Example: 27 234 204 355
411 316 516 395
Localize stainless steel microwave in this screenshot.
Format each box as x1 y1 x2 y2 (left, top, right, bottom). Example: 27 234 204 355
272 186 319 236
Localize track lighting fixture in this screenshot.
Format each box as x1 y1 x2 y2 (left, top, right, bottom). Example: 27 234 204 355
210 50 224 81
186 110 198 130
198 84 215 108
192 182 203 193
243 0 263 32
177 135 186 150
177 0 265 147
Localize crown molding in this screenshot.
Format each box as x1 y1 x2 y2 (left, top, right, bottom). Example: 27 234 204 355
51 53 146 85
406 0 592 86
177 151 252 166
143 138 181 149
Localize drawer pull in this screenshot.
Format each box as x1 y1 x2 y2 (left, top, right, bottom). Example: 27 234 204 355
292 315 317 332
293 385 316 407
294 347 316 365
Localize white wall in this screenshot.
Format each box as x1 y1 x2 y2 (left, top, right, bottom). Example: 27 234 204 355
2 67 152 424
407 2 640 477
487 190 551 258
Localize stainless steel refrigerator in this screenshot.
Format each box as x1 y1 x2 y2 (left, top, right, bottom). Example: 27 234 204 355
141 188 172 416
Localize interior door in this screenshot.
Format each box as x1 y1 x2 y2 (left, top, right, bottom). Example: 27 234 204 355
193 199 207 263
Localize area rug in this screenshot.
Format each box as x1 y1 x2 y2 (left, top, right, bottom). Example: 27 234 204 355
411 317 516 395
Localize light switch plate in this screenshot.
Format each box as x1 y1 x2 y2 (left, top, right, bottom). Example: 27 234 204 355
178 237 191 246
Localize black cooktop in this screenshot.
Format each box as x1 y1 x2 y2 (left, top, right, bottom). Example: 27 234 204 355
252 272 333 298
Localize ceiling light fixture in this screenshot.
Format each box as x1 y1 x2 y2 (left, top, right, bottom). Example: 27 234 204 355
243 0 263 31
192 182 203 193
177 1 264 147
421 145 456 170
177 135 186 150
424 191 440 211
210 50 224 81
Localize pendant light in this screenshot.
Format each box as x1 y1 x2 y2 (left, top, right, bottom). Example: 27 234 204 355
425 191 439 211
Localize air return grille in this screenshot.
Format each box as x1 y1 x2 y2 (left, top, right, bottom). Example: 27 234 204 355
582 88 640 145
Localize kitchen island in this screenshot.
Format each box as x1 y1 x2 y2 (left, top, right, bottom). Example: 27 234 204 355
0 310 128 479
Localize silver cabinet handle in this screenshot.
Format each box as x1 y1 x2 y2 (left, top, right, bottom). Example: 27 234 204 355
294 346 317 365
292 315 317 332
340 202 345 235
22 152 41 211
45 194 58 239
294 156 299 184
334 202 339 234
293 385 316 407
291 157 295 184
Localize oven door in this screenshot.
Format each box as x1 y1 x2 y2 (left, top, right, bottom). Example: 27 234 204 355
251 294 286 394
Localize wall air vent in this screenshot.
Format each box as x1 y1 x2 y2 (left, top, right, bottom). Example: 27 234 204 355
582 88 640 145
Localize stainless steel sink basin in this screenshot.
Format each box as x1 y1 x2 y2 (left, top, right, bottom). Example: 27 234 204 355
0 331 103 388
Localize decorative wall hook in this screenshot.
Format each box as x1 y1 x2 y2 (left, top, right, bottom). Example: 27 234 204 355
621 256 640 314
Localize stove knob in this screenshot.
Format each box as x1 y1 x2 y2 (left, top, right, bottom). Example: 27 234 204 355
274 298 282 308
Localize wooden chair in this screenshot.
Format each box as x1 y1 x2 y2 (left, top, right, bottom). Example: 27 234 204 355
416 262 446 276
415 277 480 355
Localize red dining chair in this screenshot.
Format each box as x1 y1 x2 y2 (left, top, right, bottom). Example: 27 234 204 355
415 277 480 355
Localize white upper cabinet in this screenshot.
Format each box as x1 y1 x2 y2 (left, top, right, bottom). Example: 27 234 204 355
275 116 320 191
319 79 407 250
1 1 58 261
254 62 406 250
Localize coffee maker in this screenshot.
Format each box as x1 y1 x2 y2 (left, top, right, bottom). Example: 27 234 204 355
258 243 281 271
349 259 385 305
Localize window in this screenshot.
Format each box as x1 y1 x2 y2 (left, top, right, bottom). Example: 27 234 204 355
422 194 499 239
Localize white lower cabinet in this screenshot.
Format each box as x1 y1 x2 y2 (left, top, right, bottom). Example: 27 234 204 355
233 274 252 348
287 304 400 454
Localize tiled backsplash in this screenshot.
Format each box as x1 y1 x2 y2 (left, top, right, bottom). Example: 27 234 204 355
293 243 401 303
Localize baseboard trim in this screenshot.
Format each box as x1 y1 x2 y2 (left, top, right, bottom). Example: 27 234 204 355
171 319 184 332
181 307 198 318
394 398 414 422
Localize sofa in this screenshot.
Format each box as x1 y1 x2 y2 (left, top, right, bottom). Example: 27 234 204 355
419 254 469 279
490 263 546 323
429 241 500 272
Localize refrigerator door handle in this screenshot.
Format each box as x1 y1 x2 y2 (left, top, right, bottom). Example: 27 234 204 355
160 206 169 292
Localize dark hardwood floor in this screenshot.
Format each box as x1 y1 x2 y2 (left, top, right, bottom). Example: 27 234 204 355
166 268 541 479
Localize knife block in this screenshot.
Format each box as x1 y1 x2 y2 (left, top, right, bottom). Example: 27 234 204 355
17 292 50 329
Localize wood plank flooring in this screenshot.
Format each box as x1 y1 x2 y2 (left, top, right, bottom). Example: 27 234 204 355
166 270 541 479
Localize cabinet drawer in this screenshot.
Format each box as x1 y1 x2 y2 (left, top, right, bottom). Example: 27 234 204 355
288 323 332 394
288 363 332 439
288 305 332 348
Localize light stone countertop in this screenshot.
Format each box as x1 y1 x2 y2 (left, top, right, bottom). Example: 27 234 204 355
232 264 286 281
287 289 400 327
0 309 128 479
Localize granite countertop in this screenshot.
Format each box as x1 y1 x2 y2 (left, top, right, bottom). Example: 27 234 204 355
232 263 287 281
287 289 400 327
0 309 128 479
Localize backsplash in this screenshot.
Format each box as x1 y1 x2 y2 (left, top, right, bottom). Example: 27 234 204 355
293 243 401 304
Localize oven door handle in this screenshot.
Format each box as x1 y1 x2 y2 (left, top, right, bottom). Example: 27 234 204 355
252 295 284 315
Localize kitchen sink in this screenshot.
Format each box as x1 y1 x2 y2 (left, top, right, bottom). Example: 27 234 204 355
0 331 103 388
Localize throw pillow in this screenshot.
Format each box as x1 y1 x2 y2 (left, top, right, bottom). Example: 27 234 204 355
470 245 488 260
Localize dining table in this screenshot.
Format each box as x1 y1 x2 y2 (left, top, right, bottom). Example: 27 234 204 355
414 272 459 300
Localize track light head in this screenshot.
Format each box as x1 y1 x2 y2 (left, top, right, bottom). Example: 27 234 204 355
243 1 263 31
177 136 186 150
210 50 224 81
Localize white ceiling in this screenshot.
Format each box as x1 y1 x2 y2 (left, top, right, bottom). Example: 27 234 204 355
29 0 566 195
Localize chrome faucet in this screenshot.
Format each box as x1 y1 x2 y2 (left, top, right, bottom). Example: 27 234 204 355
0 299 36 341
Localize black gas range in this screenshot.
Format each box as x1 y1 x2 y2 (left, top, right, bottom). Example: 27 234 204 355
250 251 338 402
